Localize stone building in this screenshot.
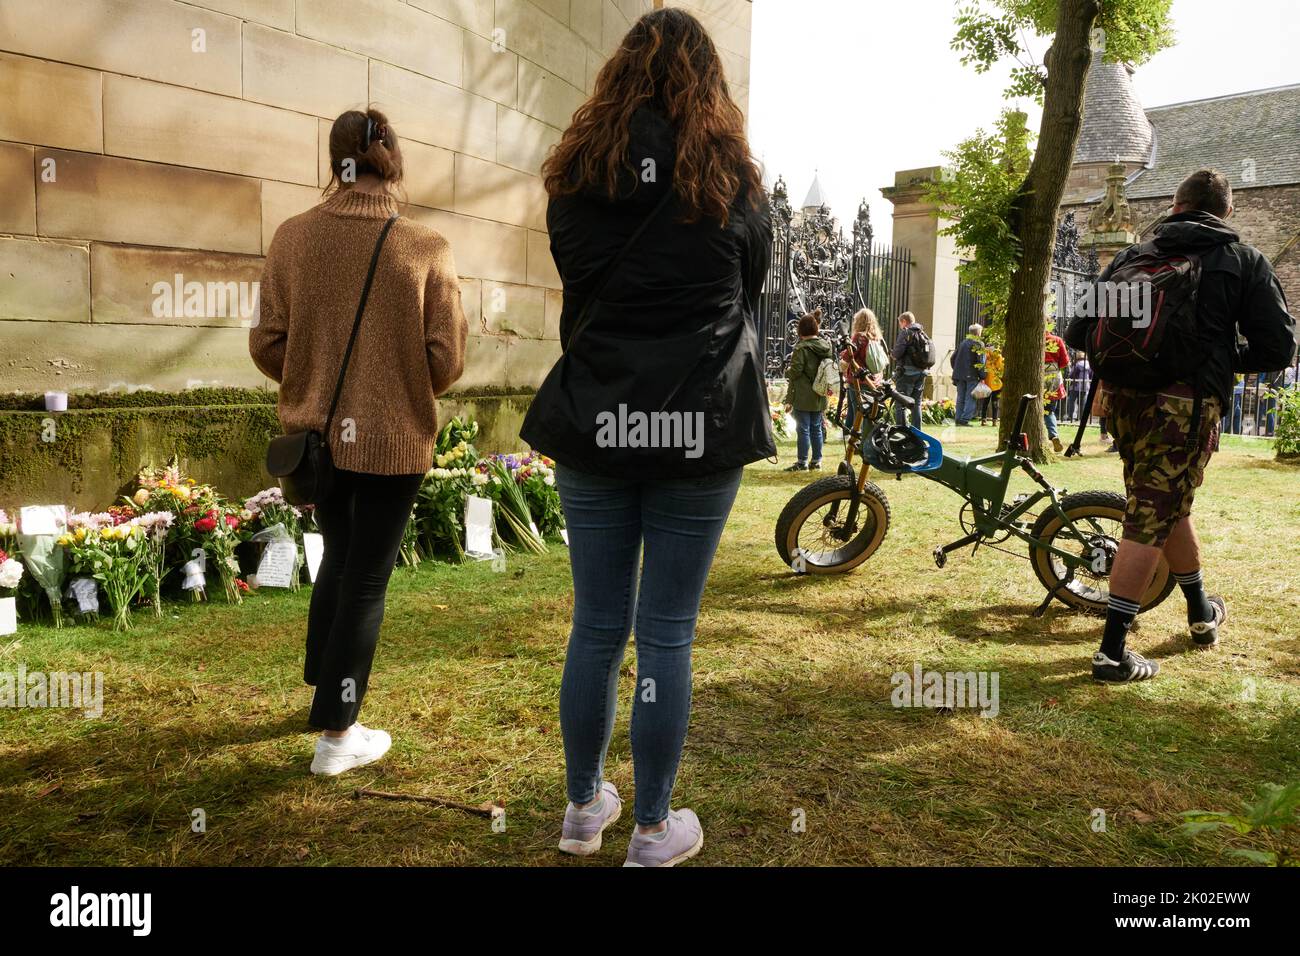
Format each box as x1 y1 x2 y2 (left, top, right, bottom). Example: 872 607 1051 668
1062 52 1300 301
0 0 753 400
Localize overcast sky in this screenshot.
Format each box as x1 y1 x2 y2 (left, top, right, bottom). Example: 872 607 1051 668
747 0 1300 245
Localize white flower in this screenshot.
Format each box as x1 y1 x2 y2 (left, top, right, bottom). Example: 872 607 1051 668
0 557 24 589
544 475 555 486
472 473 489 487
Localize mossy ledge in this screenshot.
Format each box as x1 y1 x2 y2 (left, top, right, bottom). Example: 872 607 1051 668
0 389 535 510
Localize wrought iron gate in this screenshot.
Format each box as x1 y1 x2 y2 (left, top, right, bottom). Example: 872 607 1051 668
758 177 912 378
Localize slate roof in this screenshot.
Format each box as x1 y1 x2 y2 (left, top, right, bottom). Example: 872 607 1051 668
1075 56 1154 165
802 172 828 209
1127 84 1300 199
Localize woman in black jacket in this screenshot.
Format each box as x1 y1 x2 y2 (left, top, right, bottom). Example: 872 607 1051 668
521 8 773 867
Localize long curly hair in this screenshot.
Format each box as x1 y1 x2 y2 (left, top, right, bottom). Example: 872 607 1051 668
541 8 762 226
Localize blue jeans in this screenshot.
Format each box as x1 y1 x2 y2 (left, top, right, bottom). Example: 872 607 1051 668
843 387 859 438
1044 410 1059 440
955 379 978 423
894 368 925 427
793 408 824 465
556 464 743 826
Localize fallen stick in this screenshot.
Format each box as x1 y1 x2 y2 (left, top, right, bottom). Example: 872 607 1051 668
353 787 504 818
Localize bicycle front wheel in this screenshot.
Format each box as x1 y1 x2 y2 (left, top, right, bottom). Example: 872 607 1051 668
774 475 891 574
1029 490 1174 614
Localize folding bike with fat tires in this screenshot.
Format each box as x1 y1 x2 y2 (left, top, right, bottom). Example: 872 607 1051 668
773 374 1175 615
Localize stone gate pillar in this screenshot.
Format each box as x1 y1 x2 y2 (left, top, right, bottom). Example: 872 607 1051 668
882 167 963 399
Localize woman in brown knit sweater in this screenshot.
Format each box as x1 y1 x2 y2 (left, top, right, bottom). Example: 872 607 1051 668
250 108 467 776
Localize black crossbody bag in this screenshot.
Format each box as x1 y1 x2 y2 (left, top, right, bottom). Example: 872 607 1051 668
265 214 399 505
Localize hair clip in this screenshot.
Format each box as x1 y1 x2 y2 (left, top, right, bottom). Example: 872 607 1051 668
364 117 374 149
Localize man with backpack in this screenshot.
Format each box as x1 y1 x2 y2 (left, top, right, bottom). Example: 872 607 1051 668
1065 168 1296 683
891 312 935 428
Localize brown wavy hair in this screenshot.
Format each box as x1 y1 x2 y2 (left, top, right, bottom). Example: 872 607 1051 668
541 8 761 225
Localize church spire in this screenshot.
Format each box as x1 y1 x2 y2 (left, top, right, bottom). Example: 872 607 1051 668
801 171 828 211
1074 51 1154 166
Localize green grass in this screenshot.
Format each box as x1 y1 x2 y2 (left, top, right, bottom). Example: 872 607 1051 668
2 426 1298 866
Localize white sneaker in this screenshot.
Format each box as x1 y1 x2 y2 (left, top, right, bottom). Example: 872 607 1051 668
310 724 392 776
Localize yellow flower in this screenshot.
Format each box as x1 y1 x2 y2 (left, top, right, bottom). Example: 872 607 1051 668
133 488 150 506
57 534 72 546
172 486 190 500
74 528 87 542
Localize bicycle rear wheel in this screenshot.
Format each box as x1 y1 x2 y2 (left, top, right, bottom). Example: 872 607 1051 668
1029 490 1174 614
774 475 890 574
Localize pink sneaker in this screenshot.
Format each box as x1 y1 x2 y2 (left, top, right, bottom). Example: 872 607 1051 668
558 782 622 856
623 809 704 867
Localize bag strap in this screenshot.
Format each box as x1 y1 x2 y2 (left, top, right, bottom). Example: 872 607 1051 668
324 214 399 439
564 187 675 351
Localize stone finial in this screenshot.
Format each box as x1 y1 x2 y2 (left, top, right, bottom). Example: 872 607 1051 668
1085 161 1136 239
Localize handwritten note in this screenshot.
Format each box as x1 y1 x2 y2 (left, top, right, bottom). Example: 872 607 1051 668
256 540 298 588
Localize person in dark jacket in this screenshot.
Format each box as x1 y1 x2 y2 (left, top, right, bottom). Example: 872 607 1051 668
891 312 928 427
783 308 833 470
950 324 986 426
1065 168 1296 683
519 8 772 867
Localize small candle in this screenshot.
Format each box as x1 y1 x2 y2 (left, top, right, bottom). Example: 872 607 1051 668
44 391 68 412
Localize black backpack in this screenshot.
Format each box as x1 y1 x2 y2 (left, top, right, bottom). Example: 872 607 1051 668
1066 242 1205 456
904 326 937 370
1086 242 1203 390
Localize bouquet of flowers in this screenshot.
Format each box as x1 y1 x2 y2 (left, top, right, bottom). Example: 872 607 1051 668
133 512 174 616
436 416 480 461
512 453 564 537
59 522 153 631
478 456 547 554
770 403 791 440
190 505 245 603
0 548 24 596
414 465 487 561
243 487 303 540
922 398 956 426
0 546 23 635
126 460 245 602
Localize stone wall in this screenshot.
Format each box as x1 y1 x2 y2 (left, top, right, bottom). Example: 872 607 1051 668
1 0 754 413
1063 182 1300 307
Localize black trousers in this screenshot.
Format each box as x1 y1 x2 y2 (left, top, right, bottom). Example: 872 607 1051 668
304 468 422 731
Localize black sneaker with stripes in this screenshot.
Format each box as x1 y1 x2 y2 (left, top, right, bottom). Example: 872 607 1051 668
1091 649 1160 683
1190 595 1227 647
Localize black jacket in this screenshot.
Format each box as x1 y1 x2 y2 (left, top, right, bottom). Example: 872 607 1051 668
520 107 776 478
1066 210 1296 406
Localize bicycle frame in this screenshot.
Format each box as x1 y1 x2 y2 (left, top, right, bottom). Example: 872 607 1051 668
836 370 1098 572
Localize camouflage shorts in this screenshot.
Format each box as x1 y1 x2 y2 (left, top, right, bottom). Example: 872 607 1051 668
1105 385 1221 546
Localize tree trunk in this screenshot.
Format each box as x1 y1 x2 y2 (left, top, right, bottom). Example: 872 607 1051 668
998 0 1102 461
